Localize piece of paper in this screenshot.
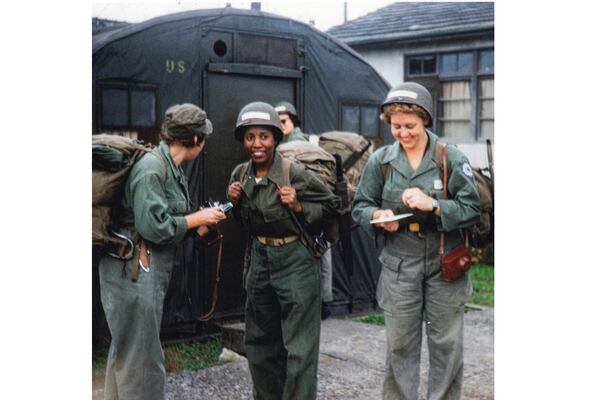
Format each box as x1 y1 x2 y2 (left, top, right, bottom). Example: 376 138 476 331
369 213 413 224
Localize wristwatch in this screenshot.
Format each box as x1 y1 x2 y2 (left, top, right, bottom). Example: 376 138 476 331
432 199 439 212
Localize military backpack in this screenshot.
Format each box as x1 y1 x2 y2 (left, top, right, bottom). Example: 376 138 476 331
92 134 164 259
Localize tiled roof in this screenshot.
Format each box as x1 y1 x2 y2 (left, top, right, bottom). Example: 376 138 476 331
327 2 494 45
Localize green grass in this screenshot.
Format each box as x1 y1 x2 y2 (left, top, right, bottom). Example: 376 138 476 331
354 313 385 326
469 263 494 306
92 337 226 375
354 263 494 326
163 337 225 372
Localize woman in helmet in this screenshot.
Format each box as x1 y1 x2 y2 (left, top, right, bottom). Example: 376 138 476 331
99 103 227 400
227 101 338 400
352 83 480 400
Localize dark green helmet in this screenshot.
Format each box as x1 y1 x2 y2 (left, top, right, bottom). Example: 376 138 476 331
274 101 300 125
234 102 283 142
380 82 433 127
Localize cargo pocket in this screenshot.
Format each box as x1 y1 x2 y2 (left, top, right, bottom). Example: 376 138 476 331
376 252 403 312
378 252 403 281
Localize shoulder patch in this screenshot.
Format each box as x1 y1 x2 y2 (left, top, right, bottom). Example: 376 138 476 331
461 162 474 178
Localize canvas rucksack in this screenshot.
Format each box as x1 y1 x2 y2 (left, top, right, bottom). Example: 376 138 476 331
92 134 161 259
316 131 372 203
380 140 494 249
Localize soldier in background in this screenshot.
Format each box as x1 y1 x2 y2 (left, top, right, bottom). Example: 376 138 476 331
276 101 334 319
275 101 308 143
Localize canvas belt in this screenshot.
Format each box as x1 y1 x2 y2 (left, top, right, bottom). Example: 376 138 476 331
257 235 300 247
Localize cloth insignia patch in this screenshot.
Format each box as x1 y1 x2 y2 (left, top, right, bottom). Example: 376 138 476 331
433 179 443 190
461 162 474 178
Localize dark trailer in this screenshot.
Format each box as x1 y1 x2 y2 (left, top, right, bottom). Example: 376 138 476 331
92 7 390 341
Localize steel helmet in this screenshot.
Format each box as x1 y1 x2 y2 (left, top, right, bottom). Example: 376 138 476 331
234 102 283 142
274 101 300 125
380 82 433 127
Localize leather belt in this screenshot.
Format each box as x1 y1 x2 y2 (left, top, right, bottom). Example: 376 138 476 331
404 222 438 234
256 235 299 247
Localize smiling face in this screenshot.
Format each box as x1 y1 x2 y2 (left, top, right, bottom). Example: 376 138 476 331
389 111 427 151
243 126 276 169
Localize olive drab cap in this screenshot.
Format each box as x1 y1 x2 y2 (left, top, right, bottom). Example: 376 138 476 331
274 101 300 125
163 103 213 138
235 102 284 142
380 82 434 127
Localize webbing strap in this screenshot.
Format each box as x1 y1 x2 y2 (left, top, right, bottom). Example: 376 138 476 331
197 233 224 321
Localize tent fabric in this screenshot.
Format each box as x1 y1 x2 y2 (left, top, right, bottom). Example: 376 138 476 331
92 7 390 333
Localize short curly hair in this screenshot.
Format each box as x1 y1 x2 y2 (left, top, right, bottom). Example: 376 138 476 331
380 103 431 126
159 130 205 147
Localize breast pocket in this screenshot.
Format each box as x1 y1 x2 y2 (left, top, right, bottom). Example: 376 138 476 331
262 205 290 223
381 187 408 214
167 199 188 214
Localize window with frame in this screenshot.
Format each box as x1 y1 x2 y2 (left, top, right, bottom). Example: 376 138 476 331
407 55 437 76
405 49 494 142
99 83 158 130
340 103 380 137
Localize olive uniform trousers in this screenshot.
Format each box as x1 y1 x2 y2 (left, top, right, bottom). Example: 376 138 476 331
244 238 321 400
99 245 175 400
378 231 472 400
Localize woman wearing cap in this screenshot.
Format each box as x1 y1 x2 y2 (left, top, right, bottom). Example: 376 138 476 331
227 101 338 400
352 83 480 400
99 103 227 400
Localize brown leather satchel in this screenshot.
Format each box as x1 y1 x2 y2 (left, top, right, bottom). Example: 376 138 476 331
439 144 471 282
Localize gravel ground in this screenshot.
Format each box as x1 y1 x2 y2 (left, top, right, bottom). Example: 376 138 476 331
95 307 494 399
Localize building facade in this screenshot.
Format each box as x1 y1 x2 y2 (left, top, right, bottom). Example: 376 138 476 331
329 2 494 167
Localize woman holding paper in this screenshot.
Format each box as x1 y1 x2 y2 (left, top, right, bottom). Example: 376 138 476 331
351 82 480 400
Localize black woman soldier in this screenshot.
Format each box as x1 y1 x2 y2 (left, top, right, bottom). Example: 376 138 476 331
227 101 338 400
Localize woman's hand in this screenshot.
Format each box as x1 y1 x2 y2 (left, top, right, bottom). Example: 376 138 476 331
278 185 302 213
402 188 434 212
372 209 399 232
227 181 243 204
186 207 226 229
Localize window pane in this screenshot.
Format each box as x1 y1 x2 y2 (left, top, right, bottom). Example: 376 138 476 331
423 56 436 74
360 106 379 137
479 78 494 139
341 105 360 133
457 52 473 74
441 54 457 74
131 90 156 127
440 121 470 139
479 50 494 73
480 121 494 140
408 58 422 75
102 88 128 126
439 81 471 139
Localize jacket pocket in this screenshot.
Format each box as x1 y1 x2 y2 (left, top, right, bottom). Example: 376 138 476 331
262 205 290 223
169 199 189 214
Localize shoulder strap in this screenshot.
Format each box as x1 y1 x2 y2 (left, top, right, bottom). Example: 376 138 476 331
379 146 391 181
281 157 292 187
238 160 251 183
150 149 168 180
